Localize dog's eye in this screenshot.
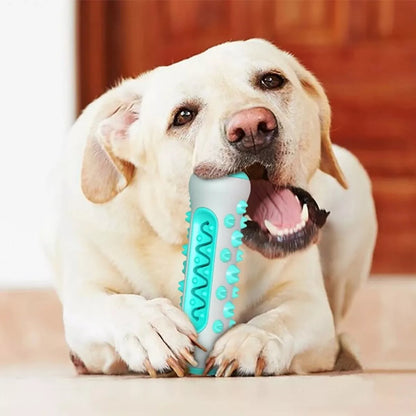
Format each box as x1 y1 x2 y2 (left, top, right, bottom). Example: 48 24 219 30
260 73 286 90
173 108 196 126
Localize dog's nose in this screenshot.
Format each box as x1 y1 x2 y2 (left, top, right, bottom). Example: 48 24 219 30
226 107 278 153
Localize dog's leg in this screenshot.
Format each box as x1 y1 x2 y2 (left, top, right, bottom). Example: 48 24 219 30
206 247 338 376
312 147 377 326
59 231 199 377
63 287 201 376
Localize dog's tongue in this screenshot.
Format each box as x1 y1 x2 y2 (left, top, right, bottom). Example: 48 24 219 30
246 180 302 231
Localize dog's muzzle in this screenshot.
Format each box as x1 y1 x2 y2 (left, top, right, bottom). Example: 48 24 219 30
194 108 329 258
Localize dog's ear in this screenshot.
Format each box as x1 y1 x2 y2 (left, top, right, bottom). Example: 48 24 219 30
81 81 141 203
299 75 348 189
286 54 348 188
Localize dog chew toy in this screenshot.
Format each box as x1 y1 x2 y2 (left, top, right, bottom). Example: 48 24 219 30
178 172 251 375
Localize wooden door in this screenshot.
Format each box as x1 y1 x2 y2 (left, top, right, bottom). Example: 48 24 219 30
77 0 416 274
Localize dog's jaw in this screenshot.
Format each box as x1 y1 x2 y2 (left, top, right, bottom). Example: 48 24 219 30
242 185 329 259
192 161 329 259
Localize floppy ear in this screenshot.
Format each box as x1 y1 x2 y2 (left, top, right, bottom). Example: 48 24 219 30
285 54 348 189
81 82 140 203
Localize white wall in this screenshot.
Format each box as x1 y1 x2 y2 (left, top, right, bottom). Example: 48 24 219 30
0 0 75 288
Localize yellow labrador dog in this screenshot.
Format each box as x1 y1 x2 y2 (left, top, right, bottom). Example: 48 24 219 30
44 39 377 377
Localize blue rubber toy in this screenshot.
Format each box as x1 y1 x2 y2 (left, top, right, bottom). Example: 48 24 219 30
178 172 251 375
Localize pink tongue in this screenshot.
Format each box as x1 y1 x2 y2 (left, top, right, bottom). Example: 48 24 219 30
246 180 302 231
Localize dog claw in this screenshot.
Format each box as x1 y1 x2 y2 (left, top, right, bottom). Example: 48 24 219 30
167 356 185 377
144 358 157 378
202 357 215 376
180 348 198 367
255 356 266 376
224 360 239 377
177 355 187 369
189 334 207 352
69 351 90 375
215 360 230 377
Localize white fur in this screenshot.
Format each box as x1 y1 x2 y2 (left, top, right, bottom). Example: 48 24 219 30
43 39 377 376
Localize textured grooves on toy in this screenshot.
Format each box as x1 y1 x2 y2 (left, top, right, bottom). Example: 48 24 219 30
191 221 213 322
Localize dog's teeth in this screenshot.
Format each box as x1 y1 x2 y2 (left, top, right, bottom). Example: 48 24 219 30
264 219 280 236
244 214 252 221
301 204 309 222
265 220 306 238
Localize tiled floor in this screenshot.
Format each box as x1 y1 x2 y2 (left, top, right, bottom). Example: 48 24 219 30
1 277 415 415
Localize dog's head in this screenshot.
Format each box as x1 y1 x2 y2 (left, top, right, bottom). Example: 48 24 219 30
80 39 347 257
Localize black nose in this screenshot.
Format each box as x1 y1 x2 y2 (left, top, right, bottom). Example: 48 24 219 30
226 107 278 153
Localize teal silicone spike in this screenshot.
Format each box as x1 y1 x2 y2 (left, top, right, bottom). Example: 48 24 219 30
220 248 231 262
232 286 239 299
182 243 188 256
178 280 184 293
236 249 244 262
182 260 187 274
229 319 236 328
179 295 183 308
231 230 243 247
226 264 240 285
236 200 248 215
213 320 224 334
224 214 235 228
240 216 248 229
223 301 235 319
185 211 191 223
216 286 227 300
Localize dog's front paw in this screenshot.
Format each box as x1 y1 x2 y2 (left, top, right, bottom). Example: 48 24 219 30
204 323 294 376
110 296 204 376
67 295 204 377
